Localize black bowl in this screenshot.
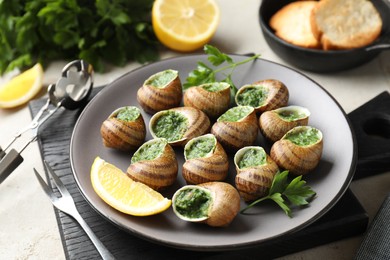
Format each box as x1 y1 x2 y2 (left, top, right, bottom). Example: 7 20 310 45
259 0 390 73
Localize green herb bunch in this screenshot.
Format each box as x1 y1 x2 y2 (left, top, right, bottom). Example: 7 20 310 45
0 0 159 75
184 45 260 104
241 171 316 217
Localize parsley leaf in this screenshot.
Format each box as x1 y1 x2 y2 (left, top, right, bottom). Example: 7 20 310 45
240 171 316 217
184 44 260 105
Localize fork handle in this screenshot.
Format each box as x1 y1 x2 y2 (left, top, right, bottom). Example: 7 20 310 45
72 214 116 260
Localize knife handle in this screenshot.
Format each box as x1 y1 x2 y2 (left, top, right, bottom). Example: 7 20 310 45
0 149 24 184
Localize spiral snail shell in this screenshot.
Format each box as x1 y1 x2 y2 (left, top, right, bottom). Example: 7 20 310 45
137 69 182 114
259 106 310 143
234 146 279 201
270 126 323 175
149 107 211 146
183 82 231 119
172 182 241 227
127 138 178 190
235 79 289 113
100 106 146 151
182 134 229 184
211 106 258 151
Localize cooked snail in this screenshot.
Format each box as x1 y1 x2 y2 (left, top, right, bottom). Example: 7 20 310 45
183 134 229 184
270 126 323 175
172 182 241 227
137 69 182 114
234 146 279 201
100 106 146 151
183 82 231 118
259 105 310 143
127 138 178 190
235 79 289 113
149 107 210 146
211 106 258 151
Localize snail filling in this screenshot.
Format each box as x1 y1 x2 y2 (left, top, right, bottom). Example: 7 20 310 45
236 85 268 108
217 106 254 122
173 186 212 220
151 111 188 142
144 69 178 88
184 134 216 160
172 182 241 227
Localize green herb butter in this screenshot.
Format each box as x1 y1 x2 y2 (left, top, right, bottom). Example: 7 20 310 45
131 139 167 164
238 147 266 169
185 135 216 160
218 106 254 122
116 106 140 122
201 82 230 92
174 187 211 219
284 127 320 146
145 70 178 88
277 109 306 122
152 111 188 142
236 85 268 107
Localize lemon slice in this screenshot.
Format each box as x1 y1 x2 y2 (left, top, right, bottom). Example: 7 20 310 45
91 157 171 216
0 64 43 109
152 0 220 52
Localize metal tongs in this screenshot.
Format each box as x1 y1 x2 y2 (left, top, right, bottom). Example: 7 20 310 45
0 60 93 184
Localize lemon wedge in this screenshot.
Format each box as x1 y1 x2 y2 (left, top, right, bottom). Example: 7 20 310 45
152 0 220 52
91 157 171 216
0 64 43 109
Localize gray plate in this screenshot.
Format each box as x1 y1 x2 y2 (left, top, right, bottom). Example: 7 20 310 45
70 55 356 251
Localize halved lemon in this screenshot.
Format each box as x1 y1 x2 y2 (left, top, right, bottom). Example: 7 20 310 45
91 157 171 216
152 0 220 52
0 63 43 109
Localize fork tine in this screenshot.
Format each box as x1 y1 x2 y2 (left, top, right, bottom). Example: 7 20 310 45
33 168 54 199
43 160 71 197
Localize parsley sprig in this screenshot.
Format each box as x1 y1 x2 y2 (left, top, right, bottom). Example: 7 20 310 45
184 45 260 104
241 171 316 217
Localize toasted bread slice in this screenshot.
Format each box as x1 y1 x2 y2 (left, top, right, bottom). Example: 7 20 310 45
311 0 382 50
270 1 321 49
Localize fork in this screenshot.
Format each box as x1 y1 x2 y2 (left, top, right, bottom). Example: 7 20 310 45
34 161 115 260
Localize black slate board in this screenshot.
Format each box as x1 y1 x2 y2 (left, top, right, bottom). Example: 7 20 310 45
29 86 369 260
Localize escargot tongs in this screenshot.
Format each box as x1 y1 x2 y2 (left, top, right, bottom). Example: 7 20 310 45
0 60 93 184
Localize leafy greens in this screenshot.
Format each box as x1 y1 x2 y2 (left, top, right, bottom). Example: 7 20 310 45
184 45 260 104
240 171 316 217
0 0 159 75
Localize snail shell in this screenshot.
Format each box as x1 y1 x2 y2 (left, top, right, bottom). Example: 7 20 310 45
127 138 178 190
183 82 231 119
100 106 146 151
172 182 241 227
137 69 182 114
183 134 229 184
270 126 323 175
235 79 289 113
259 106 310 143
211 106 258 151
234 146 279 201
150 107 211 146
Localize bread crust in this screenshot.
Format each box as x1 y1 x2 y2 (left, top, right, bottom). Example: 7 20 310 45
270 1 321 49
310 0 382 50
